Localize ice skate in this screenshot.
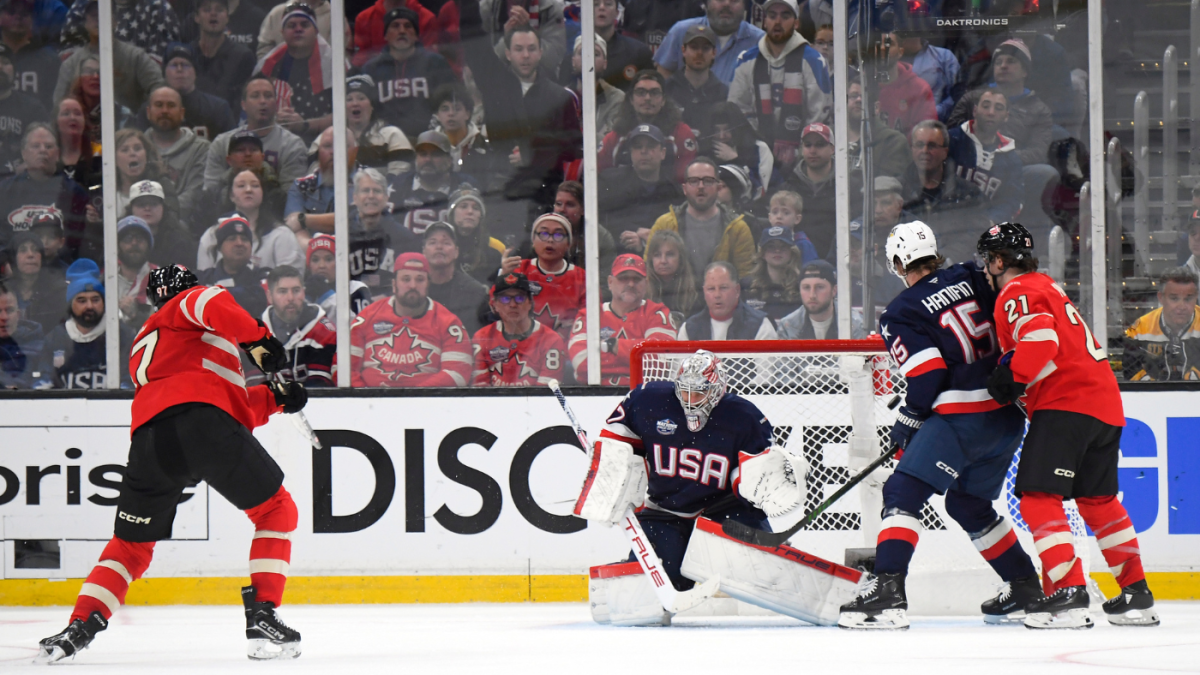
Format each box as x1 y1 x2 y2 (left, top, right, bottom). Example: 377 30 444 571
242 586 301 660
1103 580 1160 627
982 575 1043 624
838 572 909 630
1023 585 1093 630
35 612 107 664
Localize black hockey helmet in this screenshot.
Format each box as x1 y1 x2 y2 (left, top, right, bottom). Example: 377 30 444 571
147 264 199 308
976 222 1035 263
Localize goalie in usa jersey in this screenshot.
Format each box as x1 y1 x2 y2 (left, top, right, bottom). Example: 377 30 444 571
839 222 1038 631
37 265 308 663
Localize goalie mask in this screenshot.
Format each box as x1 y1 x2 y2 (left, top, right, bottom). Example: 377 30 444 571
674 349 728 432
147 264 199 309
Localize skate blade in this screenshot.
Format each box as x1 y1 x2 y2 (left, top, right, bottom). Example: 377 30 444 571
247 639 302 660
1106 608 1160 627
1024 608 1094 630
33 645 67 665
983 611 1025 625
837 610 910 631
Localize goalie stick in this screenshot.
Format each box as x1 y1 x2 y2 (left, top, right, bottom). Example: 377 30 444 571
547 379 720 614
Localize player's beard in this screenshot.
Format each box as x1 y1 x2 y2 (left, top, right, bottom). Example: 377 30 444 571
73 307 102 329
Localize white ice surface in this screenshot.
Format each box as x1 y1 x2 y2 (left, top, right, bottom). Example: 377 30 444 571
1 602 1198 674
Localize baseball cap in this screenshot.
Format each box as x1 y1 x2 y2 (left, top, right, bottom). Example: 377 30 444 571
682 24 717 48
394 251 430 275
758 225 795 248
626 123 665 146
993 38 1032 72
214 215 252 246
611 253 647 277
346 73 376 102
423 220 457 242
801 259 836 285
30 212 63 234
573 34 607 57
414 130 452 155
130 179 165 202
307 232 335 266
383 6 420 34
802 123 833 144
117 215 155 247
493 271 532 297
281 2 317 28
163 43 196 68
761 0 799 15
1187 209 1200 233
874 176 903 195
228 129 264 152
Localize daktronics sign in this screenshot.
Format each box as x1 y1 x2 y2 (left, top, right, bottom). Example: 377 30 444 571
934 17 1010 27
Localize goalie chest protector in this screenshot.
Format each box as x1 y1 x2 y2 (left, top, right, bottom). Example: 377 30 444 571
601 382 774 515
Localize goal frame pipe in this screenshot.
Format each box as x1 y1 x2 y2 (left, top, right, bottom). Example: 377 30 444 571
628 337 888 386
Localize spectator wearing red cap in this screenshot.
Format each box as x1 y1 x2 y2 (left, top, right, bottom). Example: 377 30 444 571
470 271 566 387
567 252 674 386
876 31 937 139
303 233 372 322
501 212 585 342
346 251 473 387
352 0 439 68
781 122 862 258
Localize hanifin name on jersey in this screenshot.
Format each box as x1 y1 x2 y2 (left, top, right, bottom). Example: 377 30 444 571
920 280 976 313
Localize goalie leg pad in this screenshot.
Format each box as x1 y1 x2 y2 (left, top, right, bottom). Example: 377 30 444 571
680 518 862 626
574 437 647 526
588 562 671 627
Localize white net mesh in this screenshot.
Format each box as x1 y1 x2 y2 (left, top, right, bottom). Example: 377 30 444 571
636 344 946 533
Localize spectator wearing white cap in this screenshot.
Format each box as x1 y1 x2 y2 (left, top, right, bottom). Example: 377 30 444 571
565 34 624 145
727 0 830 173
125 179 197 268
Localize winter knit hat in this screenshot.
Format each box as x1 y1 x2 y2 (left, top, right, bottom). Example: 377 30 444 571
531 212 573 246
448 186 487 222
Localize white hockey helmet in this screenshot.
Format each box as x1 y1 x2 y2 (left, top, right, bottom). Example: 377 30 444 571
885 221 939 280
674 349 728 432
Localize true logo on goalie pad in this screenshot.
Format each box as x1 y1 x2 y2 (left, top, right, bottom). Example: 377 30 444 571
625 515 669 589
656 419 678 435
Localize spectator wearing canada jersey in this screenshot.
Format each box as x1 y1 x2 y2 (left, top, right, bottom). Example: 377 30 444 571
568 253 674 386
245 265 335 387
597 70 697 183
358 6 455 142
348 252 473 387
500 212 585 341
979 223 1158 629
352 0 438 68
471 271 565 387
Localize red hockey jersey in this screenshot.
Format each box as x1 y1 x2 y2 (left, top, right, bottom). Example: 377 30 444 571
128 285 279 434
567 300 676 385
471 320 566 387
994 271 1124 427
514 259 586 342
348 296 472 387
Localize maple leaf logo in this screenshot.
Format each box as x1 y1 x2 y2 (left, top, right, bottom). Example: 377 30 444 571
532 300 562 330
515 354 538 382
365 327 435 380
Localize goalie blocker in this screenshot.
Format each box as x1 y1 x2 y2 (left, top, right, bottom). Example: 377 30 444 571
590 518 863 626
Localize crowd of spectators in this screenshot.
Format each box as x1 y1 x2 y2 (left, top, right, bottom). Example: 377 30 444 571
0 0 1139 389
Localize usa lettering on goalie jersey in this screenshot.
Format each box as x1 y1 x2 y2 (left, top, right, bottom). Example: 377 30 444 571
880 261 1001 417
601 382 773 516
471 320 566 387
993 271 1124 427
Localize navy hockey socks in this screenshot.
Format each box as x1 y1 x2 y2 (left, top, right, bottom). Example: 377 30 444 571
874 473 935 575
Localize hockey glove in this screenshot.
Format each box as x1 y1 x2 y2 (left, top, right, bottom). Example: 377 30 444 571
737 447 807 517
986 362 1026 405
889 411 925 452
243 333 288 375
268 380 308 414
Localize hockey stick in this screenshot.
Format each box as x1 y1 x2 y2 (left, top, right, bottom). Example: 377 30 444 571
547 379 720 614
271 372 322 450
721 443 901 548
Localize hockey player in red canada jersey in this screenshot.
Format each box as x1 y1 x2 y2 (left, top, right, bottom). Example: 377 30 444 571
471 272 566 386
979 222 1159 629
37 265 309 663
506 213 586 342
568 253 676 385
348 252 473 387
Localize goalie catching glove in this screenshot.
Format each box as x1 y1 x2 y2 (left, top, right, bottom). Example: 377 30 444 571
243 329 288 375
574 436 647 527
737 447 807 517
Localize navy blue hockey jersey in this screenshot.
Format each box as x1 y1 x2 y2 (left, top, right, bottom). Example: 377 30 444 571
600 381 773 516
879 262 1002 419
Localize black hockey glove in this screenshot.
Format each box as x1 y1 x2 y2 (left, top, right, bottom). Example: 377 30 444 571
268 380 308 414
889 411 924 451
987 362 1027 405
242 332 288 375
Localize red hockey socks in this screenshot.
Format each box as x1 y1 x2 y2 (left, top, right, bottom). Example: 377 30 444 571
71 537 156 623
1076 495 1145 588
1020 491 1084 594
245 485 298 607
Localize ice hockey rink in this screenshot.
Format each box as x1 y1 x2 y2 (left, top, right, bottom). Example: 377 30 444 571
1 602 1198 673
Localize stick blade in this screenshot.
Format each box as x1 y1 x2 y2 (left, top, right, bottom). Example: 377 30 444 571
667 575 721 613
721 519 789 547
